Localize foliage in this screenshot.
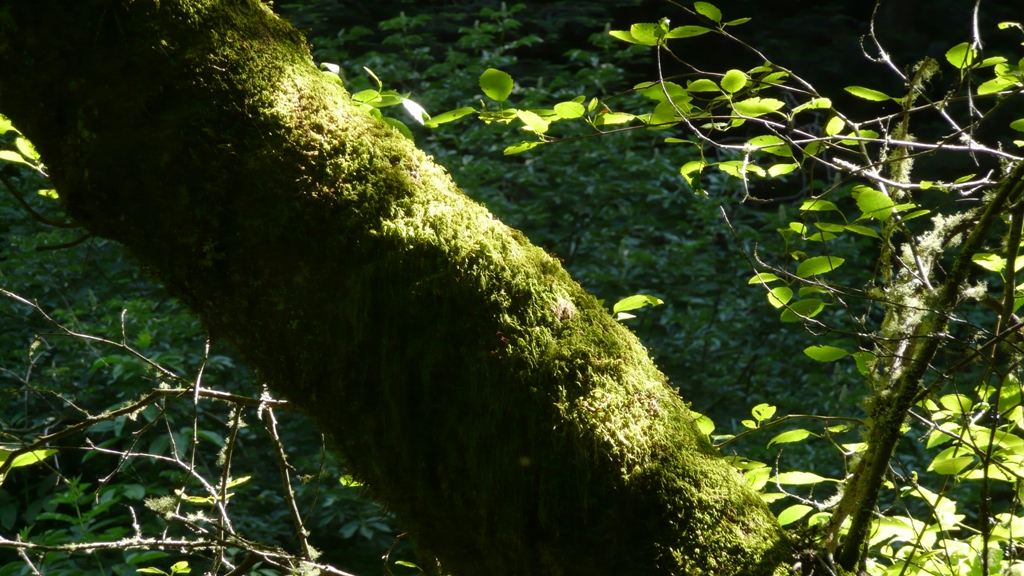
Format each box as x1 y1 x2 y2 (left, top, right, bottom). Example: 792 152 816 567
404 2 1023 574
347 0 1024 573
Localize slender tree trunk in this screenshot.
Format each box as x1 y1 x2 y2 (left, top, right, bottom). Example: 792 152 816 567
0 2 791 574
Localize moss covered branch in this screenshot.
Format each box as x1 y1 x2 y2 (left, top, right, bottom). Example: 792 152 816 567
0 1 791 574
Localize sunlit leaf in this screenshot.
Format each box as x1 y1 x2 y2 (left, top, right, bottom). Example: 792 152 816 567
751 403 776 421
800 198 838 212
854 187 894 220
693 1 722 23
972 253 1006 273
768 429 813 447
424 107 476 127
503 141 544 155
516 110 549 134
825 116 845 136
553 102 586 119
480 68 514 102
844 86 892 101
666 26 711 38
613 294 664 314
748 272 781 285
778 504 813 526
804 345 848 362
768 163 799 177
928 450 974 475
977 75 1019 95
844 225 880 239
945 42 977 69
721 69 748 93
792 98 831 114
796 256 845 277
687 79 721 92
767 286 793 308
400 98 430 125
690 411 715 435
780 299 825 322
774 471 836 485
0 150 29 165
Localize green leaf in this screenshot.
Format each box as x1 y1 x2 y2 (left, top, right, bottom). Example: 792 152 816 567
721 69 748 93
609 30 643 44
751 403 776 421
381 117 414 140
774 471 836 485
825 116 845 136
0 113 16 135
854 187 894 220
594 112 635 126
225 475 251 489
480 68 514 102
693 1 722 23
666 25 711 38
1 449 58 469
14 137 39 161
400 98 430 125
1011 119 1024 133
977 75 1019 95
395 561 421 569
792 98 832 114
613 294 664 314
844 86 892 101
844 225 880 239
135 569 169 575
780 299 825 322
748 135 791 156
733 97 784 117
686 78 721 92
853 351 875 377
796 256 845 277
629 23 661 46
424 107 476 127
778 504 813 526
690 411 715 436
553 102 586 119
800 198 838 212
928 451 974 475
768 429 813 447
717 161 765 179
363 66 383 90
813 222 845 233
516 110 549 134
724 17 751 27
767 163 799 177
339 474 363 487
767 286 793 308
679 160 706 191
945 42 977 69
748 272 781 284
503 141 544 155
0 150 29 165
972 253 1006 273
804 345 849 362
761 71 789 85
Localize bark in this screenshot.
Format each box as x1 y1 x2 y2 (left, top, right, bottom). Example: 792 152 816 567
0 1 791 574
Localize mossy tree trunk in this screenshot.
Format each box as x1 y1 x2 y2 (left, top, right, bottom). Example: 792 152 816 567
0 1 791 574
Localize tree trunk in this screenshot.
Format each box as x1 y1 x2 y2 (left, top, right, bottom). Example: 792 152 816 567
0 2 791 574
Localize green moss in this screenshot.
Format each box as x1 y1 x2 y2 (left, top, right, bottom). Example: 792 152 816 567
0 1 792 574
